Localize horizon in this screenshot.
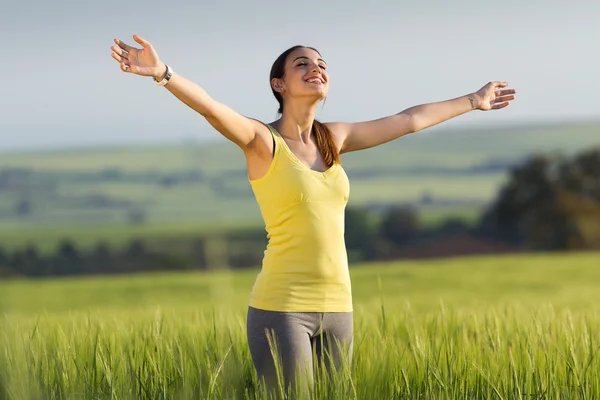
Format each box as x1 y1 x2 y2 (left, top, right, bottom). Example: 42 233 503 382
2 116 598 157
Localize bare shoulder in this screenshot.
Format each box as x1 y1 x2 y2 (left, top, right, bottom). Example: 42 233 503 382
323 122 351 153
248 118 273 139
324 121 351 136
244 118 274 156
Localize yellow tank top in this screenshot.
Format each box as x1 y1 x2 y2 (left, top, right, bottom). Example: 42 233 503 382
248 124 353 312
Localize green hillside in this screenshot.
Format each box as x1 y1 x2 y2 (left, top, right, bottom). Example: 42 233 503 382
0 120 597 248
3 120 598 171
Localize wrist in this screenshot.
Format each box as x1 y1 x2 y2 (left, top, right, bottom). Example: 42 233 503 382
152 63 167 81
467 93 483 110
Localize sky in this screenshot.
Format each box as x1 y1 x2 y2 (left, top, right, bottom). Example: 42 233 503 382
1 0 598 152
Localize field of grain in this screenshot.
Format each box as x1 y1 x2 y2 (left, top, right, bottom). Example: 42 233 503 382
2 252 600 399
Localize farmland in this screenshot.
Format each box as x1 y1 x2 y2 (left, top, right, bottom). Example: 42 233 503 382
0 120 598 252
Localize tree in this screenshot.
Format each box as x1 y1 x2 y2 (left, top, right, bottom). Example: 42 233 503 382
22 243 44 276
479 149 600 250
89 241 113 274
344 206 371 247
344 206 373 260
9 250 26 276
53 239 83 276
379 206 420 246
0 245 7 267
0 244 15 277
560 149 600 201
435 217 472 236
479 154 560 245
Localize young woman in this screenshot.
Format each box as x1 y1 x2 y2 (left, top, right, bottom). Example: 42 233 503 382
110 35 516 394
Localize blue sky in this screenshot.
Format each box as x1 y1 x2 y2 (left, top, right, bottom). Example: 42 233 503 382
1 0 598 151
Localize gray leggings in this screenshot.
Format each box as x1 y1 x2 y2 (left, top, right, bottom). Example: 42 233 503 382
246 306 354 394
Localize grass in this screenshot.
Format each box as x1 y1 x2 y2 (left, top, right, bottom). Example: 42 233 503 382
2 252 600 398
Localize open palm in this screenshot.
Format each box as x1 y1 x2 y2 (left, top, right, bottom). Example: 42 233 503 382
474 81 516 111
110 35 165 79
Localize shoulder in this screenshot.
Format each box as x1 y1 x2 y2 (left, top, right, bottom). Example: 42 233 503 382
245 118 274 136
323 122 351 153
324 122 351 136
243 118 276 156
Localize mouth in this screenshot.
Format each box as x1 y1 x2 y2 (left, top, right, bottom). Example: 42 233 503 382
305 76 325 84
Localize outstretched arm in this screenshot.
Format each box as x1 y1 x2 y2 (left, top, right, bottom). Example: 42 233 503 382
110 35 260 150
330 82 516 154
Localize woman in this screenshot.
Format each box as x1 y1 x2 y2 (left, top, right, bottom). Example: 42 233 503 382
110 35 516 394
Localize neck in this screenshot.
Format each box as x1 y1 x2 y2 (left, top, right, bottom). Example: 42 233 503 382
276 101 319 143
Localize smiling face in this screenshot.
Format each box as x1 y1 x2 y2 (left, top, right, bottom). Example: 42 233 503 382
270 46 329 113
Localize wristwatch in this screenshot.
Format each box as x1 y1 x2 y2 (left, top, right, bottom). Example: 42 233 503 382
154 65 173 86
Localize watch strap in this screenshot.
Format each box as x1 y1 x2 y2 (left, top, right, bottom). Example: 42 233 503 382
155 65 173 86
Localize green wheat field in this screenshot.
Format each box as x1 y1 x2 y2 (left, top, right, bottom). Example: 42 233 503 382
2 252 600 399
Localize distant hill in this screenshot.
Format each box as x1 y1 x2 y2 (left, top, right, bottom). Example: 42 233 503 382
0 120 597 232
2 120 598 171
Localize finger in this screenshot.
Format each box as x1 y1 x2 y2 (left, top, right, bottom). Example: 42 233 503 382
111 52 125 63
110 46 129 60
133 34 152 48
111 53 130 71
492 102 510 110
495 95 515 103
120 62 133 73
488 81 508 89
495 89 516 96
114 38 134 52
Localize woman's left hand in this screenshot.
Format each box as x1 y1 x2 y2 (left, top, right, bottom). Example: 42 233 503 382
472 81 516 111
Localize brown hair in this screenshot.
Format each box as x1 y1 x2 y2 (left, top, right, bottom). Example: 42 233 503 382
269 45 341 167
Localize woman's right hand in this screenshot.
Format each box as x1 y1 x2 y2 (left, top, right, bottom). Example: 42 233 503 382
110 35 166 81
110 34 264 152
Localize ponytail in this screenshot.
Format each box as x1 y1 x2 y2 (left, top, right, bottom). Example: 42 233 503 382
312 120 340 167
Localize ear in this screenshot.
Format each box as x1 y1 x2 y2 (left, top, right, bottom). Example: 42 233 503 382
271 77 285 93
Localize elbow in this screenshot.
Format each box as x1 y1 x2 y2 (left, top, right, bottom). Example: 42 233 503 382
404 113 422 134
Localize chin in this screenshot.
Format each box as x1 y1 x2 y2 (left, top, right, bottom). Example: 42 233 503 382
310 87 328 99
298 91 327 104
295 85 328 103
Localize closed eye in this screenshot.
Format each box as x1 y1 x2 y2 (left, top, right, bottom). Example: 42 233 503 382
296 61 326 70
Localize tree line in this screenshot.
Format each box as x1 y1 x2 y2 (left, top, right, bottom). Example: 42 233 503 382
0 148 598 279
